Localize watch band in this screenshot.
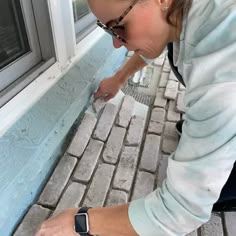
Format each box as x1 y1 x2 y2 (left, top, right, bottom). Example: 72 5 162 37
75 207 92 236
78 207 91 214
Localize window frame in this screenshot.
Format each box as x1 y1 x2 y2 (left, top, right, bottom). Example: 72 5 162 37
0 0 42 92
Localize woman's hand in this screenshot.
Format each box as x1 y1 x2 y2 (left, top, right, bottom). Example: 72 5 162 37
34 208 78 236
94 74 125 102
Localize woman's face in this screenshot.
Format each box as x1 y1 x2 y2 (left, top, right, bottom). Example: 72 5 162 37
87 0 178 59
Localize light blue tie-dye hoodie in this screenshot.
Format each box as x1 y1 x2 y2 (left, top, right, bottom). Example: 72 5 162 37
128 0 236 235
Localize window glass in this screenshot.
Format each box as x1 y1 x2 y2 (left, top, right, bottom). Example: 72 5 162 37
0 0 30 70
72 0 90 22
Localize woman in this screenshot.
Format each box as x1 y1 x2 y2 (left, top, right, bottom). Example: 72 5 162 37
35 0 236 235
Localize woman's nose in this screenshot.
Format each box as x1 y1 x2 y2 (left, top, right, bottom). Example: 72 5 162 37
112 37 125 48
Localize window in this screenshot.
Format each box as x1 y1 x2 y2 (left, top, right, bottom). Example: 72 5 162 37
0 0 55 107
0 0 30 70
73 0 96 41
0 0 42 92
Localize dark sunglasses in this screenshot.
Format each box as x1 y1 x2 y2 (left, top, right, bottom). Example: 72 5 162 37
97 0 139 44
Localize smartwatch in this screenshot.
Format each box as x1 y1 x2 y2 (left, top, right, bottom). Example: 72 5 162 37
74 207 92 235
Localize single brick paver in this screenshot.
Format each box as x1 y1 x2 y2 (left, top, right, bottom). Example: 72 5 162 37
113 146 139 192
148 120 163 135
153 56 165 67
83 164 115 207
169 70 178 82
14 205 50 236
164 80 178 100
150 107 166 123
132 171 155 200
140 134 161 173
163 60 171 73
116 95 135 128
154 88 167 108
93 103 118 141
103 126 126 164
224 212 236 236
106 190 128 206
176 92 186 113
200 213 224 236
167 101 181 122
73 139 104 182
53 182 86 216
125 115 145 146
67 112 97 157
156 155 168 188
159 72 169 88
162 122 179 154
38 155 77 207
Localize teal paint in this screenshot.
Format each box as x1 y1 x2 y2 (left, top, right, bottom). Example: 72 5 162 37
0 34 127 236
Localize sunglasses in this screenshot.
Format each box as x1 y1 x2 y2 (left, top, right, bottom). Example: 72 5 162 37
97 0 139 44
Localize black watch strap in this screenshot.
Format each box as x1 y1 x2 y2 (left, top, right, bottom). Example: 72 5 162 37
78 207 91 214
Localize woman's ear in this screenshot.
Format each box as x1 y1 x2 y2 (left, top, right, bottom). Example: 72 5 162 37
158 0 173 11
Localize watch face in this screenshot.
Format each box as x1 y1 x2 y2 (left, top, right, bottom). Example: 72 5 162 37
75 213 89 233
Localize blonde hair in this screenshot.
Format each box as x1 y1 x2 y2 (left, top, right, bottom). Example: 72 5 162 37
166 0 193 26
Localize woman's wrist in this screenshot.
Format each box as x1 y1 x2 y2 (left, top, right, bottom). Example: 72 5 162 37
114 70 130 86
87 204 138 236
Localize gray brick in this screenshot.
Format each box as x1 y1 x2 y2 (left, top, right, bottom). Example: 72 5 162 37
159 72 169 88
154 88 167 108
106 190 128 206
67 113 97 157
92 97 106 114
169 70 178 82
156 155 168 187
113 147 139 191
224 212 236 236
132 171 155 200
176 92 186 113
38 155 77 207
103 126 126 164
153 56 165 67
140 134 161 173
200 213 223 236
164 80 178 100
150 107 166 123
53 182 86 216
116 95 135 128
73 139 104 182
163 60 171 73
83 164 115 207
167 101 181 122
125 116 145 146
148 121 163 135
93 103 118 141
162 122 179 154
14 205 50 236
